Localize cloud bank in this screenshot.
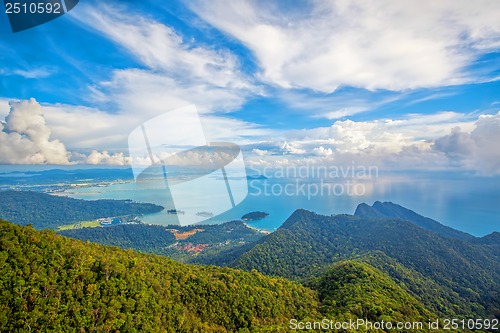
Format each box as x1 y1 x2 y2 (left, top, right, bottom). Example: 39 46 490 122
1 99 499 175
433 113 500 175
243 111 500 175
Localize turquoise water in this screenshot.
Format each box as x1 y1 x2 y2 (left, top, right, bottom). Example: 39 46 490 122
59 173 500 236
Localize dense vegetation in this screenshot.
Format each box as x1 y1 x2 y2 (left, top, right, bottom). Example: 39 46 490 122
54 200 500 320
241 212 269 221
307 261 433 326
354 201 475 240
0 190 163 229
60 221 264 262
232 209 499 318
0 219 319 332
60 224 178 254
2 191 498 331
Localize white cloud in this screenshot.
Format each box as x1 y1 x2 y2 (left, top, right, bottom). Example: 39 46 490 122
76 4 247 88
190 0 500 92
73 4 259 115
98 69 251 116
85 150 130 166
12 67 55 79
243 111 500 175
433 127 476 157
278 89 403 119
1 98 270 164
43 99 269 150
433 111 500 175
312 146 334 156
0 99 11 118
37 3 267 155
41 103 135 150
0 99 70 164
252 148 268 156
0 99 151 165
281 141 306 155
3 99 496 174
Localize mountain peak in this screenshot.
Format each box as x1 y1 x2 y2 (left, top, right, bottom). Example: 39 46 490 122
355 201 474 241
477 231 500 245
354 202 387 218
281 209 317 229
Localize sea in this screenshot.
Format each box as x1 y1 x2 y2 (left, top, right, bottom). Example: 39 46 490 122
1 165 499 236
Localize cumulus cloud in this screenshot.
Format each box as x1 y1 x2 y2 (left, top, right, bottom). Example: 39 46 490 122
433 127 476 157
243 111 500 175
190 0 500 92
0 99 70 164
85 150 130 166
252 148 268 156
433 112 500 175
0 99 145 166
1 98 498 174
312 146 334 156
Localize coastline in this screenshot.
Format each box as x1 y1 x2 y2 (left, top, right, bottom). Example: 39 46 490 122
242 222 272 234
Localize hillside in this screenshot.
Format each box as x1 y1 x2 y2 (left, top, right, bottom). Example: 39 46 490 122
0 219 319 332
53 200 499 318
354 201 475 240
0 190 163 229
232 209 499 318
60 221 264 262
307 261 433 326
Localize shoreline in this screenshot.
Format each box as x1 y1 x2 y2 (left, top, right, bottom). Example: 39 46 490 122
242 222 272 234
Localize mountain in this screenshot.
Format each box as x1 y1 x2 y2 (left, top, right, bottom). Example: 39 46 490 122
475 231 500 246
306 260 433 325
60 221 264 262
60 223 178 254
0 190 163 229
1 219 443 332
0 219 318 332
232 209 499 317
354 201 475 241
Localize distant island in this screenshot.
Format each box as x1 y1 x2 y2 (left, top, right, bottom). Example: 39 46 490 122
241 211 269 221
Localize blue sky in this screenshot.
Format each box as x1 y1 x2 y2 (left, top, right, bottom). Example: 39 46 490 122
0 0 500 175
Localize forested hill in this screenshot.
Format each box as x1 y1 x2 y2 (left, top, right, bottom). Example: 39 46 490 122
1 219 441 332
354 201 475 240
232 209 500 318
0 219 319 332
307 261 433 324
60 221 264 262
475 231 500 246
0 190 163 229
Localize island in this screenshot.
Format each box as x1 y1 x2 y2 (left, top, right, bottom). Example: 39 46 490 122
241 211 269 221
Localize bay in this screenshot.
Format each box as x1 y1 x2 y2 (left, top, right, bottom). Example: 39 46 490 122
58 171 500 237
